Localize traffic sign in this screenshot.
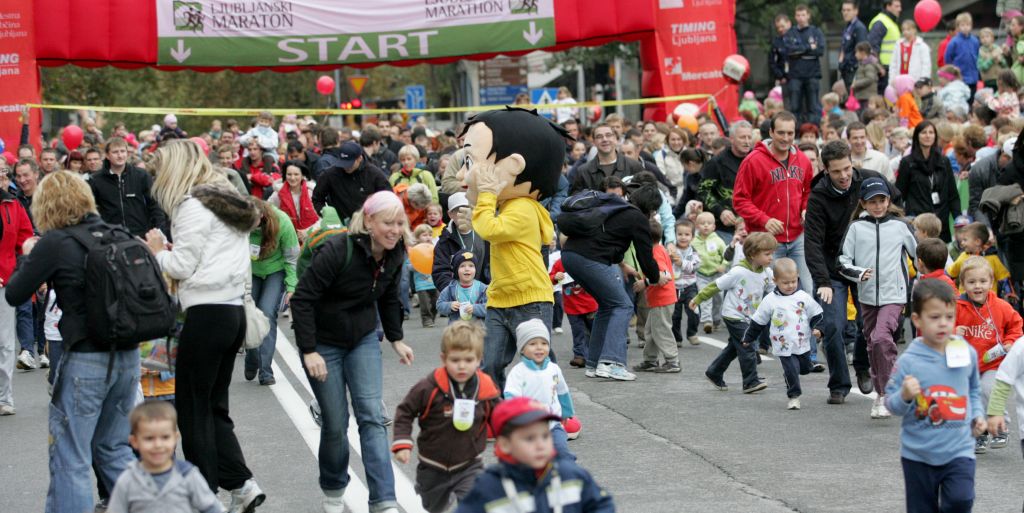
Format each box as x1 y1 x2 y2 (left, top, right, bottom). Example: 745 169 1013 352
405 85 426 111
348 75 368 96
530 88 559 119
480 86 527 106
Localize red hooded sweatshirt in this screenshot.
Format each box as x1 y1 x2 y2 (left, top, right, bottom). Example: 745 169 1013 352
732 140 813 243
956 291 1023 373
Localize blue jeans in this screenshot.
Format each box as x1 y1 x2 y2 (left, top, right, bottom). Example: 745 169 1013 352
17 299 44 356
303 333 397 511
561 251 632 368
774 234 815 361
245 271 286 383
483 302 553 390
706 318 760 389
819 278 853 396
567 313 593 359
46 350 140 513
787 77 821 126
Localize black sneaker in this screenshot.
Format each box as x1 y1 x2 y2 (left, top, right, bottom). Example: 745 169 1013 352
742 380 767 394
244 368 257 381
259 377 276 386
990 433 1008 449
654 361 681 373
811 363 826 373
632 361 660 372
975 436 989 454
827 392 845 405
705 371 728 391
856 371 873 395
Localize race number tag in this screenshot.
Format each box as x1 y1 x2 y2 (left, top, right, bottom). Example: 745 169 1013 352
946 336 971 368
452 399 475 431
250 244 261 260
931 192 941 205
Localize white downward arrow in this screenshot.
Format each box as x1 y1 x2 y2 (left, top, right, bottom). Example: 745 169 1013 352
170 39 191 63
522 21 543 45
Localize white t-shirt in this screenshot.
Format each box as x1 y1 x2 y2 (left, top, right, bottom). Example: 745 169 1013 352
995 340 1024 439
750 289 823 356
44 290 62 342
714 264 774 321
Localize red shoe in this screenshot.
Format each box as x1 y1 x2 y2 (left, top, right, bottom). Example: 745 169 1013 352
563 417 582 440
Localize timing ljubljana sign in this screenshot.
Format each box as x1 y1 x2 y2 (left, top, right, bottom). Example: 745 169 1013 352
156 0 555 66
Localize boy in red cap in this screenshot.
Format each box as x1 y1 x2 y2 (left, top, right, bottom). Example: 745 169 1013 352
455 397 614 513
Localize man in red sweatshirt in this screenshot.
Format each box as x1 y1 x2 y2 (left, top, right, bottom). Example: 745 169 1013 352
733 110 816 343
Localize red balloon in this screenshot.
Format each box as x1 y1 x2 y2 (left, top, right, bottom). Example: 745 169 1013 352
62 125 84 151
316 75 335 96
589 105 602 123
189 136 210 156
722 54 750 85
1 151 14 166
914 0 942 32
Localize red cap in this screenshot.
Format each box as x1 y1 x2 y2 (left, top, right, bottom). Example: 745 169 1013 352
490 397 560 437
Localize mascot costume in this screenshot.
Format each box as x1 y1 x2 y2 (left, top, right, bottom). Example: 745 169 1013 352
457 107 571 389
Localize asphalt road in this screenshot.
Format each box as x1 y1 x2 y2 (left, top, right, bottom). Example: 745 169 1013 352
2 318 1022 512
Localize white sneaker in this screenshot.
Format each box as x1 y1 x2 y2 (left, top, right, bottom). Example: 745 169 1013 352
870 396 886 419
0 404 15 416
16 350 36 370
38 354 50 369
323 495 345 513
584 368 596 378
554 327 564 335
875 395 891 419
787 398 801 410
228 478 266 513
595 362 637 381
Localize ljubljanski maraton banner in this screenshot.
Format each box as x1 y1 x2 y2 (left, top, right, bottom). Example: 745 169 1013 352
0 0 40 155
156 0 555 67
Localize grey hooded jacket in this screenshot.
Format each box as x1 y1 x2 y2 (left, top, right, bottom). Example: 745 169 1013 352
107 459 223 513
838 212 917 307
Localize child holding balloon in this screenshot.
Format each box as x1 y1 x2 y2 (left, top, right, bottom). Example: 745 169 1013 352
412 224 440 327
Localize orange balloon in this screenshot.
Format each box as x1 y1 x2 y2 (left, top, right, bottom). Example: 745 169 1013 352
410 243 434 275
676 113 698 133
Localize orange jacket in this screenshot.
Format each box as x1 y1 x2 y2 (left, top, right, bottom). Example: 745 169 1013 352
956 291 1023 373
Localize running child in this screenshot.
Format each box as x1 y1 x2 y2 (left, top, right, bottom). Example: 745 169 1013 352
436 252 488 325
690 232 778 394
916 238 957 293
412 224 440 327
107 402 224 513
947 222 1014 299
743 258 824 410
885 280 986 513
670 219 701 346
839 177 917 419
633 219 681 373
693 211 726 333
549 244 597 369
392 322 501 513
955 256 1023 453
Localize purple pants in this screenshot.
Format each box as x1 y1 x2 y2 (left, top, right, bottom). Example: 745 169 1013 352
861 303 903 395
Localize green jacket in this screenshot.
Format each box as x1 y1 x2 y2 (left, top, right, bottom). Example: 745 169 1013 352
693 232 726 276
389 166 439 204
250 206 300 292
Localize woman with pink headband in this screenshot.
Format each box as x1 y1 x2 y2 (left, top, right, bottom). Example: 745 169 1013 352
290 190 414 513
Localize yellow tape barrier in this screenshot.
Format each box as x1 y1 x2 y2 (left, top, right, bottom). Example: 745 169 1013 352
26 94 713 117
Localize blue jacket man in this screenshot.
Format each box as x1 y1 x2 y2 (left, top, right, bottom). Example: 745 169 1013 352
839 1 868 88
784 8 826 125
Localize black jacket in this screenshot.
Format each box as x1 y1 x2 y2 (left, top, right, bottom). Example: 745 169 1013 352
698 148 745 234
431 225 490 291
785 25 825 80
290 233 404 353
5 214 115 352
839 19 868 77
997 156 1024 279
804 167 887 289
89 162 167 238
562 206 660 282
569 151 643 194
968 152 1001 225
896 150 960 242
311 153 391 222
771 34 788 81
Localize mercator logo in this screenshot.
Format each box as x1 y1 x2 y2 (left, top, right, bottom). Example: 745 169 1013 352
173 1 204 32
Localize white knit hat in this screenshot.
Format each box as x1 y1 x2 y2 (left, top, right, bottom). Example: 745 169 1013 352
164 113 178 125
515 319 549 355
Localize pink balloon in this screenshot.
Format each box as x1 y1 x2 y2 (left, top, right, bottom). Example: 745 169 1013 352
914 0 942 32
1 151 14 166
62 125 84 151
316 75 335 96
884 85 898 104
189 136 210 156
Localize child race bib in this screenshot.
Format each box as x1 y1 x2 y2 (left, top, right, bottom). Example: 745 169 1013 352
452 398 475 431
946 336 971 368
